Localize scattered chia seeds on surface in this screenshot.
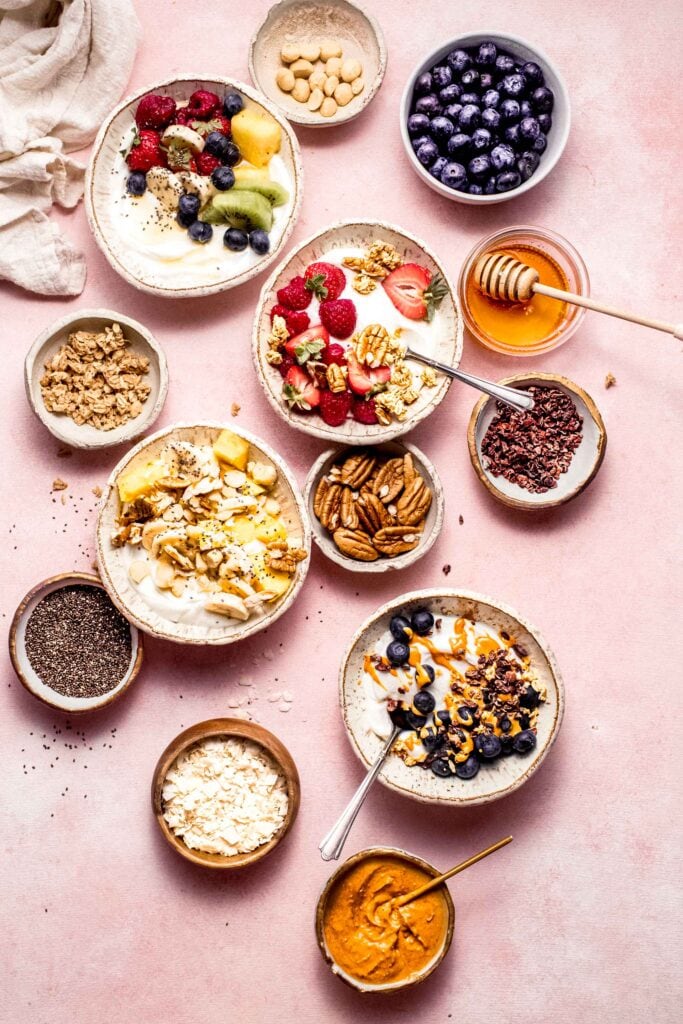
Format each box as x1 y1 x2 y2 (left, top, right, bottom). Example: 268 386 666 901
24 585 132 698
481 385 583 494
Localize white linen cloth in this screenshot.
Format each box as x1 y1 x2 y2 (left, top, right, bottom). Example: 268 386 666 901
0 0 140 295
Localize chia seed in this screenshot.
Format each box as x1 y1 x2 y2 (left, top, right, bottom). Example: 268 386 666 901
25 585 132 698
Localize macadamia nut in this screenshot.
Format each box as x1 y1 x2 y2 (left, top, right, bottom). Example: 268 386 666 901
351 77 365 95
341 58 362 83
323 75 339 97
309 69 327 90
280 44 300 64
320 96 338 117
276 68 296 92
291 78 311 102
307 88 324 111
320 39 343 61
334 82 353 106
290 59 315 78
299 43 321 62
325 57 342 77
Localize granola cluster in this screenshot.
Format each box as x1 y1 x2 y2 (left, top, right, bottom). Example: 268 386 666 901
342 240 403 295
348 323 435 425
40 323 151 431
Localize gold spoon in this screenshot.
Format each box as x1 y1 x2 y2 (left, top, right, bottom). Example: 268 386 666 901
475 250 683 340
391 835 513 910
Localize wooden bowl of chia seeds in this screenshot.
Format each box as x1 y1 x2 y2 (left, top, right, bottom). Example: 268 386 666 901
9 572 143 713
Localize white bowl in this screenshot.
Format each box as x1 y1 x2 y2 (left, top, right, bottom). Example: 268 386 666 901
25 309 168 450
85 76 303 297
399 31 570 205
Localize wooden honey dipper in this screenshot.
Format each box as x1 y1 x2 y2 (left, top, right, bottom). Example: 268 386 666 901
475 250 683 339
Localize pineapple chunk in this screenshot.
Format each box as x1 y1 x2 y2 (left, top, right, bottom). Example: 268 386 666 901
231 109 282 168
117 458 167 503
229 516 257 545
254 514 287 545
213 429 250 471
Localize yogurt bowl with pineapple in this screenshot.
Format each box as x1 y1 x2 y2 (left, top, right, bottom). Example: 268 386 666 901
86 77 302 297
96 423 311 645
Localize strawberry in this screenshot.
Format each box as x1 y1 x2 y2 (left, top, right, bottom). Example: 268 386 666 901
319 298 357 339
196 151 221 177
135 94 177 130
324 343 346 365
304 261 346 301
284 325 329 364
351 396 379 425
283 366 320 412
126 130 166 172
319 389 352 427
277 275 311 311
346 352 391 396
165 143 196 172
188 114 231 137
186 90 221 119
269 305 310 337
382 263 449 321
277 354 295 378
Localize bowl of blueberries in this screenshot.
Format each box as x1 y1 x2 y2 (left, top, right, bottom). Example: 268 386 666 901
400 32 570 203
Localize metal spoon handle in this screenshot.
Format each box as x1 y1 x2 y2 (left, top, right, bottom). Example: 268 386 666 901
319 727 399 862
406 348 534 412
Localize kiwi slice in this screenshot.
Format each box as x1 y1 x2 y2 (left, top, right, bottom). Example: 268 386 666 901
203 190 273 231
232 170 289 207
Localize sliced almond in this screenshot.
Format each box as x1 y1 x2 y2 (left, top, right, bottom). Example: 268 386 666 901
128 560 149 584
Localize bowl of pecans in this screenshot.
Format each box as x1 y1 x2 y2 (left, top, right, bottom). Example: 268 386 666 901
24 309 168 450
304 442 444 572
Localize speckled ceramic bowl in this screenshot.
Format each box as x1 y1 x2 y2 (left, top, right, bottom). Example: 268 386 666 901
340 589 564 805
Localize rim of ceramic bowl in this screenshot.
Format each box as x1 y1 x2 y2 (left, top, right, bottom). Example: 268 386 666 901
24 309 169 449
95 421 311 645
467 371 607 509
457 225 590 356
9 572 143 714
315 845 455 992
303 440 445 573
399 30 571 205
248 0 387 128
151 717 301 869
85 75 303 297
252 218 463 444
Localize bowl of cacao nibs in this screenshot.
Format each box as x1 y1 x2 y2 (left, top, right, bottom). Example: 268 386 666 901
467 372 607 510
400 32 570 204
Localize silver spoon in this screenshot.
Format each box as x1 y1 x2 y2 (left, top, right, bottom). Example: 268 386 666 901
319 726 400 861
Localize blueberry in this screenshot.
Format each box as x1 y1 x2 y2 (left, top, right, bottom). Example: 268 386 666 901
176 192 201 226
410 133 432 152
498 715 511 733
407 112 430 136
475 732 502 760
520 116 540 141
468 184 483 194
188 220 212 244
431 757 454 778
440 161 467 190
483 175 497 194
415 94 442 116
521 61 544 86
519 100 533 118
532 132 547 153
430 115 455 143
458 103 481 129
519 684 540 709
443 103 463 122
501 73 527 98
499 98 521 123
460 92 480 106
432 64 452 89
476 41 497 66
468 154 491 179
446 48 472 74
223 227 248 251
248 228 270 255
204 131 231 160
455 754 480 779
496 170 522 192
503 123 520 146
537 113 552 133
517 153 539 181
224 140 241 167
211 166 235 190
420 726 440 751
414 71 433 96
410 609 434 635
413 689 435 715
416 140 439 166
490 143 515 171
439 83 462 104
223 91 244 118
481 108 501 131
512 729 537 755
471 128 492 152
417 664 435 685
435 709 451 728
386 639 410 666
429 156 448 179
390 615 412 643
447 132 471 157
531 86 554 112
480 72 493 90
454 706 475 727
460 68 480 89
126 171 147 196
495 54 516 75
406 710 427 732
482 88 500 109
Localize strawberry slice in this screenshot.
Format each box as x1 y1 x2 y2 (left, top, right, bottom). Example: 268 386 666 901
382 263 449 321
284 325 329 365
346 353 391 396
282 366 320 411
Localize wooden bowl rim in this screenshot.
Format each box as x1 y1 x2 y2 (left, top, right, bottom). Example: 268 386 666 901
84 75 303 298
303 440 445 573
315 845 455 993
8 571 144 714
24 308 169 450
248 0 387 129
466 372 607 511
151 717 301 869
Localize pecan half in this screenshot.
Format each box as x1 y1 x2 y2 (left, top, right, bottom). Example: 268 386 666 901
372 457 404 503
340 452 376 489
340 488 359 529
357 492 392 533
313 476 330 519
373 525 422 556
355 323 391 367
318 481 343 530
333 528 378 561
397 478 432 526
403 452 416 490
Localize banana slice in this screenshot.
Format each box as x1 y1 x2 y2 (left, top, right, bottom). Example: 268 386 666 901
175 170 214 207
204 594 250 621
161 124 205 153
145 166 184 211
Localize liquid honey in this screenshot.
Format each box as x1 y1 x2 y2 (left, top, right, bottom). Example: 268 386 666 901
466 243 569 349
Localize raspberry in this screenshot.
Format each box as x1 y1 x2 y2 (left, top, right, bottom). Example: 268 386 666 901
351 396 379 425
319 389 352 427
277 276 311 311
186 90 221 119
319 298 357 339
196 151 221 176
304 261 346 300
135 94 177 130
277 354 295 378
270 305 310 337
324 343 346 365
126 130 166 172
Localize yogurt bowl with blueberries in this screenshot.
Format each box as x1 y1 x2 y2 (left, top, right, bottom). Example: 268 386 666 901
400 32 570 204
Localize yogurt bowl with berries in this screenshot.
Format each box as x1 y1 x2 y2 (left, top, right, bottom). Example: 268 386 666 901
252 221 463 444
86 77 302 297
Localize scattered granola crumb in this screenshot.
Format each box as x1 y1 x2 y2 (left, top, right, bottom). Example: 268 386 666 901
604 373 617 389
52 478 68 492
442 564 451 575
56 446 72 458
92 485 103 498
231 403 241 417
458 515 464 525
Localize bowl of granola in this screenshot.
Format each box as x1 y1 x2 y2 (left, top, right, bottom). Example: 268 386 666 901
96 422 310 645
340 589 564 804
252 220 463 444
24 310 168 450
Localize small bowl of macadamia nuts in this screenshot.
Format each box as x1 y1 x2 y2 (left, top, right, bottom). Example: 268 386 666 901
249 0 387 127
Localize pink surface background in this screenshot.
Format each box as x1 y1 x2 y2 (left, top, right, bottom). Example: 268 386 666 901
2 1 682 1021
